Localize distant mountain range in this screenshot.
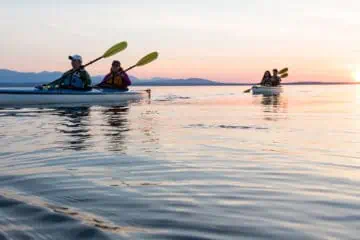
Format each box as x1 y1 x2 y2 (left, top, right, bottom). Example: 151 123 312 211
0 69 358 87
0 69 235 87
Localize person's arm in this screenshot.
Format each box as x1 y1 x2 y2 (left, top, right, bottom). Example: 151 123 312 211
99 73 111 86
121 72 131 86
260 77 265 85
96 73 112 88
48 70 71 88
80 70 92 88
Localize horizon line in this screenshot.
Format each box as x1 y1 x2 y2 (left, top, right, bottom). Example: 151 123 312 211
0 68 359 85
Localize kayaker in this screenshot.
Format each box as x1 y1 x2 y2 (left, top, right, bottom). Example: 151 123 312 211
271 69 281 86
97 60 131 91
260 71 272 86
50 55 92 90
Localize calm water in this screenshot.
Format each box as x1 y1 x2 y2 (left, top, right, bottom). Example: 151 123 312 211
0 85 359 239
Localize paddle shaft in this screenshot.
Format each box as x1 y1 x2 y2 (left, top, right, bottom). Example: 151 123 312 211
123 65 137 72
61 56 105 77
45 56 105 88
83 56 103 68
121 52 158 73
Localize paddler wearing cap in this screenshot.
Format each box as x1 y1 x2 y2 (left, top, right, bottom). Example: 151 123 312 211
96 60 132 91
51 54 92 89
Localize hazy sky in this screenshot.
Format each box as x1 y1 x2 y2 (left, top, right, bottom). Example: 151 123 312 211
1 0 360 82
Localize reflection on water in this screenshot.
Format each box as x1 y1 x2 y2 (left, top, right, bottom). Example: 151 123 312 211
251 94 288 121
50 106 131 153
101 106 130 153
53 107 92 151
261 95 280 109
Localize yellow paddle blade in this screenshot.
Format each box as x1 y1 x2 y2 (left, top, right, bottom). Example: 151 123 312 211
279 68 288 75
136 52 159 66
103 41 128 58
280 73 288 78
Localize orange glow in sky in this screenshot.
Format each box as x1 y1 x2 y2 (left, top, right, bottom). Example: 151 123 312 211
1 1 360 83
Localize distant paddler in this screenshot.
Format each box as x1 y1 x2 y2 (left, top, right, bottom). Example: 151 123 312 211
244 67 288 93
260 71 272 86
271 69 281 87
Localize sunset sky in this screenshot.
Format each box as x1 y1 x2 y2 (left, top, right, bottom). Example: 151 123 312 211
1 0 360 83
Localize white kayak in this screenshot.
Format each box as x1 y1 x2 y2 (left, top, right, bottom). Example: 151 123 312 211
0 87 150 107
251 85 282 95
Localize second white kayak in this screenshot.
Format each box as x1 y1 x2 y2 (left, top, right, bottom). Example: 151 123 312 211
251 85 282 95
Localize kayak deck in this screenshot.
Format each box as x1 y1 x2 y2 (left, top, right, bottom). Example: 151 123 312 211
251 85 282 95
0 88 140 95
0 88 150 107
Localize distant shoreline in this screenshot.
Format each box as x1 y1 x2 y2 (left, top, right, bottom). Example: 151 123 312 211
0 82 359 87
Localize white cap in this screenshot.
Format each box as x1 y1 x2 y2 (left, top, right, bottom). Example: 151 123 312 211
68 54 82 63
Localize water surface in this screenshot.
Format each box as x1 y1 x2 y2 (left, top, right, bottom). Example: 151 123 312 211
0 85 359 239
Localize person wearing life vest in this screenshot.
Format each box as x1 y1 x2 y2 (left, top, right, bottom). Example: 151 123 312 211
271 69 281 86
51 54 92 90
63 55 91 89
36 54 91 90
97 60 132 91
260 71 272 86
